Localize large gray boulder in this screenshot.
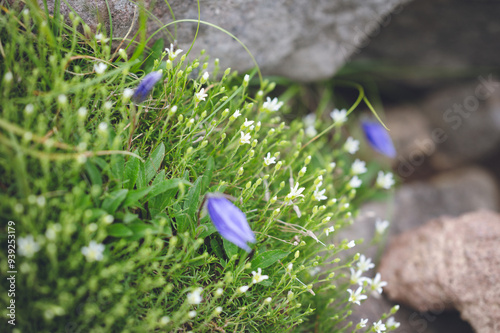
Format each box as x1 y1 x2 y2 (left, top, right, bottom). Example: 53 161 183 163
37 0 409 81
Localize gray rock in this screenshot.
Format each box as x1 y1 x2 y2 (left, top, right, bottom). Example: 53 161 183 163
37 0 409 81
380 211 500 333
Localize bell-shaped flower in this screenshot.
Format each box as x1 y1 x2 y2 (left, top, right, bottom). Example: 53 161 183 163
206 193 256 252
132 71 163 103
360 119 396 158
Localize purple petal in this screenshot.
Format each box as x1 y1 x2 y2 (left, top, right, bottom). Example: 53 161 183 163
361 120 396 158
207 196 255 252
132 71 163 103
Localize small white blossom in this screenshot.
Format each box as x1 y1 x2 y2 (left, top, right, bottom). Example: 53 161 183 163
214 306 222 314
238 285 249 293
369 273 387 296
36 195 46 207
215 288 223 296
93 62 107 74
261 97 283 112
309 267 321 276
239 132 251 145
305 126 317 138
160 316 170 325
285 182 305 204
358 318 368 328
348 176 362 189
95 33 109 43
188 310 197 318
77 107 88 118
103 101 112 110
325 226 335 236
4 72 13 83
347 286 367 305
372 320 387 333
347 240 355 248
264 297 272 304
351 159 367 175
18 235 40 258
264 153 276 166
187 287 203 305
98 122 108 133
344 137 360 154
286 263 293 273
357 255 375 273
81 241 105 262
201 71 209 83
57 94 68 105
195 88 208 103
386 317 400 329
330 108 347 125
123 88 134 99
243 74 250 84
25 104 34 114
165 43 183 61
375 219 390 235
350 268 369 286
242 118 254 128
303 113 316 127
313 183 327 201
251 268 269 284
376 171 395 189
232 110 241 119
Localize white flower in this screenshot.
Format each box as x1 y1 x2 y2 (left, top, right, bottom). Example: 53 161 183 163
309 267 321 276
325 226 335 236
103 101 112 110
251 268 269 284
123 88 134 99
77 107 88 118
232 110 241 119
347 240 355 248
376 171 395 189
81 241 105 262
214 306 222 314
239 132 251 145
188 310 197 318
372 320 387 333
238 285 249 293
305 126 317 138
242 118 254 128
358 318 368 328
369 273 387 296
160 316 170 325
264 153 276 166
195 88 208 103
4 72 13 82
93 62 107 74
386 317 400 329
98 122 108 133
264 297 272 304
286 263 293 273
375 219 390 235
343 137 360 154
201 71 209 83
36 195 46 207
18 235 40 258
261 97 283 112
95 33 109 43
303 113 316 127
25 104 34 114
313 183 327 201
243 74 250 84
351 159 367 175
350 268 369 285
348 176 362 189
57 94 68 105
165 43 183 61
357 255 375 273
187 287 203 305
347 286 367 305
215 288 223 296
285 182 305 204
330 108 347 125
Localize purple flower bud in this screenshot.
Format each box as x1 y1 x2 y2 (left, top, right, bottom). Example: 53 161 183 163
206 194 256 252
361 119 396 158
132 71 163 103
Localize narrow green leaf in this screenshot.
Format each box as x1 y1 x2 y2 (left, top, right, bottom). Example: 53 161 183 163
107 223 133 237
142 38 164 73
223 238 239 258
110 154 125 183
137 143 165 187
85 160 102 186
124 154 140 190
198 223 217 239
210 238 225 261
202 156 214 192
251 250 290 269
101 189 129 214
177 177 202 233
122 187 152 208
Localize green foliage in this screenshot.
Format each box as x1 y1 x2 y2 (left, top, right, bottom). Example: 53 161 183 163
0 3 399 333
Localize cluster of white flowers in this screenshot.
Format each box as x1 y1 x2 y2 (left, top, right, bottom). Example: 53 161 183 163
187 287 203 305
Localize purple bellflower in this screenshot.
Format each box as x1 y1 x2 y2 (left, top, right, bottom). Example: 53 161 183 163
132 71 163 103
206 194 256 252
361 119 396 158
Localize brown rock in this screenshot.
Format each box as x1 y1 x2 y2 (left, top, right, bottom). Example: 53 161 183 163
380 210 500 333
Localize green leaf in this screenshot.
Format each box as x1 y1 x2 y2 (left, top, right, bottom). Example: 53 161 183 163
137 143 165 188
198 223 217 239
85 160 102 186
147 178 191 199
202 156 214 192
251 250 290 269
210 238 225 261
223 238 239 258
101 189 129 214
142 38 164 73
107 223 133 237
127 222 158 241
177 177 202 233
122 187 152 208
110 154 125 183
124 154 140 190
